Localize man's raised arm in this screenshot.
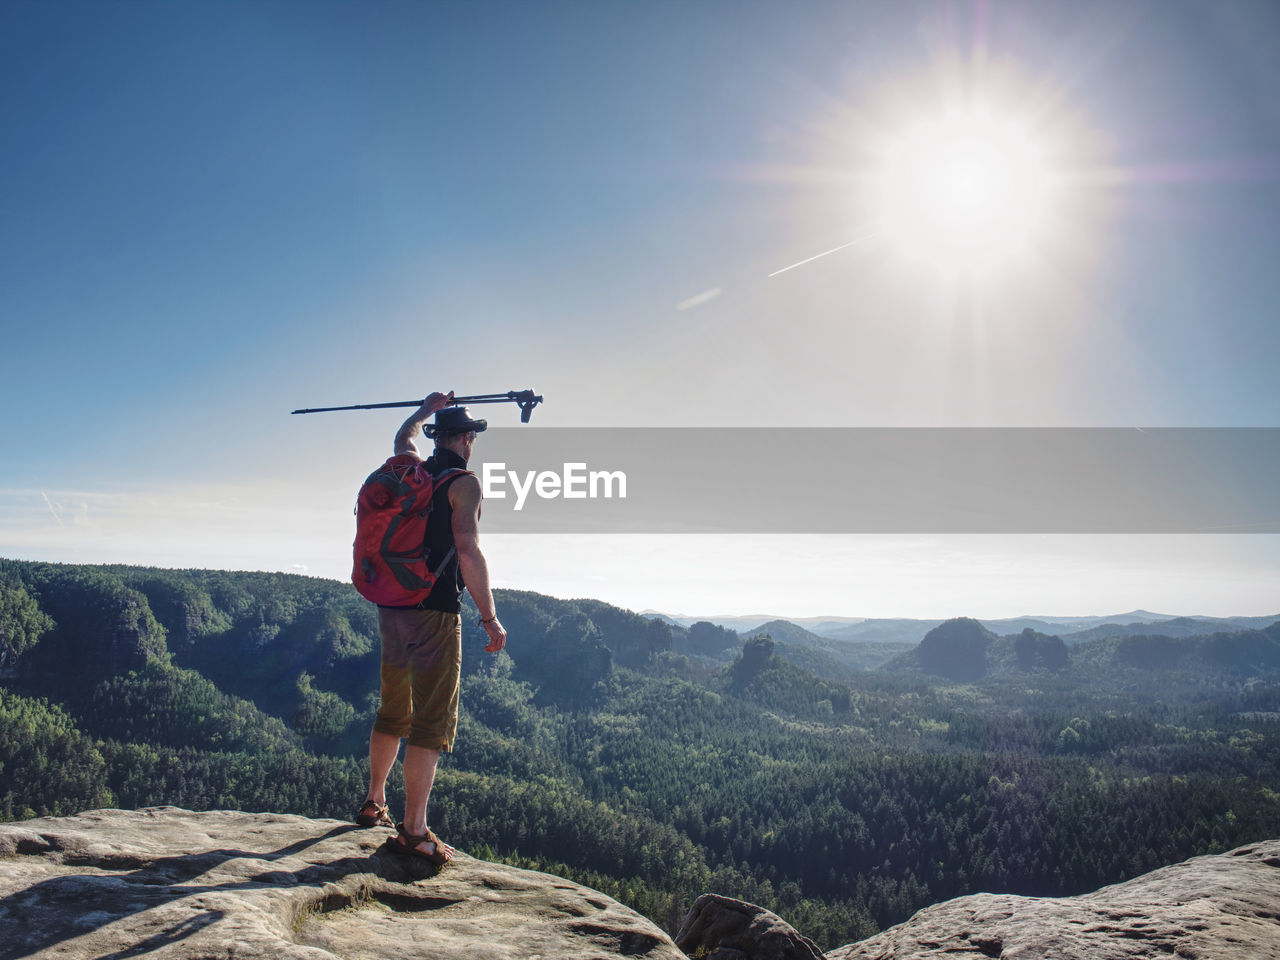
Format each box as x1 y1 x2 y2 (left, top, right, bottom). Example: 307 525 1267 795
393 391 454 457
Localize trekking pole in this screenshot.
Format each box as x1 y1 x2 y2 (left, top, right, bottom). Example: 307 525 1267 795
291 389 544 422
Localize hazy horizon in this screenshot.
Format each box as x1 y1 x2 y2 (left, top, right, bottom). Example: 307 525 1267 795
3 548 1277 628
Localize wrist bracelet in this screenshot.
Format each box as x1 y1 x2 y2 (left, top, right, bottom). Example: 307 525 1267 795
479 616 498 625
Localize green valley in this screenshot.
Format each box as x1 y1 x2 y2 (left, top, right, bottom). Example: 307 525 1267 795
2 558 1278 951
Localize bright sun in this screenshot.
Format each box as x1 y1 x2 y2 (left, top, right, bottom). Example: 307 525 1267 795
870 104 1061 275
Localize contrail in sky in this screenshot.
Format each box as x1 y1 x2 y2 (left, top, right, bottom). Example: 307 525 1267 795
40 490 64 527
768 230 880 278
676 287 722 311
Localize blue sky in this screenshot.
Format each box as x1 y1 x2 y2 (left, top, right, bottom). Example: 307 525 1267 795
2 1 1278 618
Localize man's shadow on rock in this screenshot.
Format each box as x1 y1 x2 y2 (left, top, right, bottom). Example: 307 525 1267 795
0 823 397 960
371 835 449 884
94 911 224 960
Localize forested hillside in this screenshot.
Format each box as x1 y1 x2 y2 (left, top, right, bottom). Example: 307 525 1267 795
2 558 1279 950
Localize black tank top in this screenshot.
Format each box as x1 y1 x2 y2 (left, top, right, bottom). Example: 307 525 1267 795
418 449 470 613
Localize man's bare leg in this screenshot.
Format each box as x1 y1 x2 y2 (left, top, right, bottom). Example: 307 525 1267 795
403 743 455 858
366 729 401 805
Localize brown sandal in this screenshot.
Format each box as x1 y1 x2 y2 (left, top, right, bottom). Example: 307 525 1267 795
393 821 453 865
356 800 394 828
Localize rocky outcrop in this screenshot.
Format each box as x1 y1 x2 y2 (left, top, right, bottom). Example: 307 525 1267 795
4 808 1277 960
826 840 1280 960
676 893 824 959
0 807 684 960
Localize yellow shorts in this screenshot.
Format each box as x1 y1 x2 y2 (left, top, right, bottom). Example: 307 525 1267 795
372 607 462 751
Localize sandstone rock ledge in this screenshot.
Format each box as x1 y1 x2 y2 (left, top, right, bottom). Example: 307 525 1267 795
0 807 684 960
826 840 1280 960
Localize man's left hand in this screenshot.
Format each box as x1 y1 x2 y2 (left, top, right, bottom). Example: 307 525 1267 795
482 618 507 653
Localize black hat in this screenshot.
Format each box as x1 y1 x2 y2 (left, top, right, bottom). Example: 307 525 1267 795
424 406 488 438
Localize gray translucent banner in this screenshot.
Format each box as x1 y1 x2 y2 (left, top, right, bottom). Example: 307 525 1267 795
467 428 1280 533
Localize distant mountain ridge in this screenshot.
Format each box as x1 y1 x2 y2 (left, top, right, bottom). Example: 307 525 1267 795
638 611 869 635
884 615 1280 685
740 619 912 675
643 609 1280 648
1058 615 1280 644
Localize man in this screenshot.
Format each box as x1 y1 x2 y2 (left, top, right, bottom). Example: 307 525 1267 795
357 390 507 865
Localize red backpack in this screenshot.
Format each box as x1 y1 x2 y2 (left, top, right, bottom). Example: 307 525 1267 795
352 455 471 606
